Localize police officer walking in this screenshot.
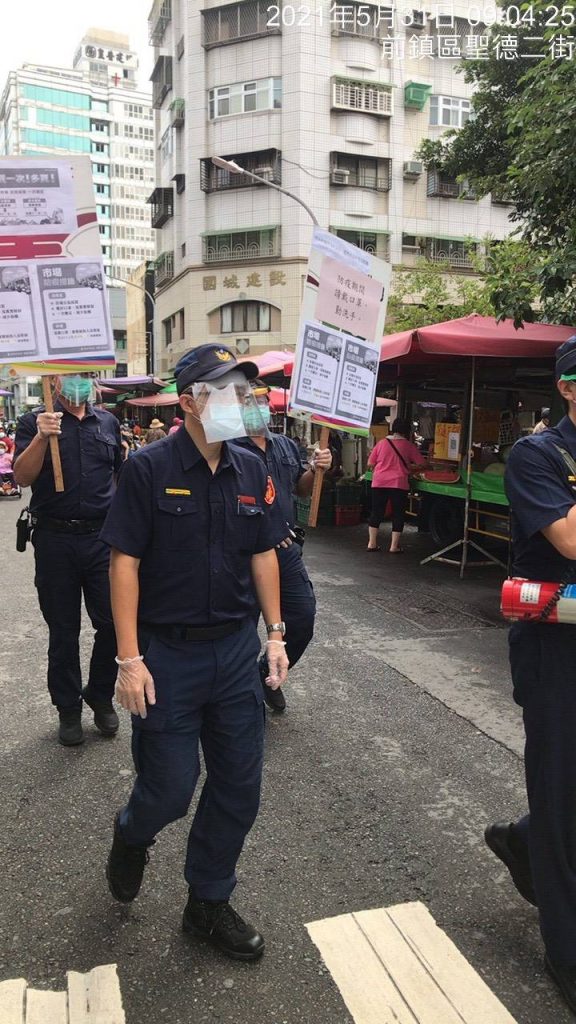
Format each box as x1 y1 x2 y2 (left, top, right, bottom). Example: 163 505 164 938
486 336 576 1013
101 344 288 961
13 374 122 747
235 381 332 712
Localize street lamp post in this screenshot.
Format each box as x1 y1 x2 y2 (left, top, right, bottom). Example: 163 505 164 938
106 273 156 375
210 157 319 227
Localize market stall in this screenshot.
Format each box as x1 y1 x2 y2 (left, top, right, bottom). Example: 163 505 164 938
379 314 575 575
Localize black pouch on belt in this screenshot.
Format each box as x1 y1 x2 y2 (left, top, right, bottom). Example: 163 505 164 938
16 507 32 552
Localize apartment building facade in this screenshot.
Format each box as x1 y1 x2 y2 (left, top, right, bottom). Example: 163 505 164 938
148 1 513 374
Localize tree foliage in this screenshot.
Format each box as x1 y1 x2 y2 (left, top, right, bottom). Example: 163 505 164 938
386 256 496 332
415 2 576 326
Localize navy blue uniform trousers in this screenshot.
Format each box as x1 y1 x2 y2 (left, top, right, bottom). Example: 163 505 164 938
510 620 576 965
32 529 116 710
258 543 316 674
120 622 264 901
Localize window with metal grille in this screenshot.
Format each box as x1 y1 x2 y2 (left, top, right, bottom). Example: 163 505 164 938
333 229 390 262
149 0 172 44
330 153 391 191
208 78 281 119
332 78 392 116
203 228 280 264
425 238 477 268
220 301 272 333
430 95 472 128
200 150 281 192
151 56 173 109
202 0 281 47
331 2 392 39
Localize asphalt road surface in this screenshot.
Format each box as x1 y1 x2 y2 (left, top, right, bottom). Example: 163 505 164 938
0 495 571 1024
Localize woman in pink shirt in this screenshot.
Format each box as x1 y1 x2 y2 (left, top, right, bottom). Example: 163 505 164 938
367 418 423 553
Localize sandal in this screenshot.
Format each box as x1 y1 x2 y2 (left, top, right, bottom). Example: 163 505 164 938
389 548 404 554
366 546 381 552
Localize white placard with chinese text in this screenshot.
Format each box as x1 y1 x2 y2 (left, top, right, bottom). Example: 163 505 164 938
0 161 77 237
289 228 391 433
0 257 114 363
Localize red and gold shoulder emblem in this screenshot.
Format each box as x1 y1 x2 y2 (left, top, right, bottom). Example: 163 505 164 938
264 475 276 504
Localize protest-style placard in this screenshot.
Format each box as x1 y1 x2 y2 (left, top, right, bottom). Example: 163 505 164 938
290 228 391 436
0 156 116 490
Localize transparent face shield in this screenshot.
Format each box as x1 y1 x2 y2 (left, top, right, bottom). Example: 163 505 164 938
189 373 271 443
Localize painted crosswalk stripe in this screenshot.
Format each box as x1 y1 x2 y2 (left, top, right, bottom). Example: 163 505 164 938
0 964 125 1024
306 901 517 1024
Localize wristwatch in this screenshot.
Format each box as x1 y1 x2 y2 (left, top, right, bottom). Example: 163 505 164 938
266 621 286 635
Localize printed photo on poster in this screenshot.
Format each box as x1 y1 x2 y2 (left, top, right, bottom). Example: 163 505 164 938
37 259 112 355
333 338 379 427
292 321 343 413
0 162 77 237
0 264 40 360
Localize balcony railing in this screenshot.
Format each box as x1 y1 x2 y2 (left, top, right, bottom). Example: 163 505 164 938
426 244 476 269
147 187 174 228
330 155 391 191
200 150 281 193
427 169 476 200
155 250 174 286
202 229 280 264
149 0 172 44
202 0 281 48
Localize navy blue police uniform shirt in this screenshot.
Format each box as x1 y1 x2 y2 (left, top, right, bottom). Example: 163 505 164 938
14 400 122 519
505 415 576 581
100 427 286 626
234 434 307 532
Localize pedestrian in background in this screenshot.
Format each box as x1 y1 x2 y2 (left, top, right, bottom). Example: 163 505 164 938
13 374 122 746
234 380 331 713
367 417 423 553
486 336 576 1015
101 344 288 961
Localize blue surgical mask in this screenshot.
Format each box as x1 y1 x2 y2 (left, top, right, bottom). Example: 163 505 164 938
60 376 93 405
243 404 270 432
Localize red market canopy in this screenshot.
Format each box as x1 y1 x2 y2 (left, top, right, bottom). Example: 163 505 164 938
380 314 575 363
240 350 294 379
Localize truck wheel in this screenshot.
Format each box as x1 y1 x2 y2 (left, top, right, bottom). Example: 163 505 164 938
429 498 464 548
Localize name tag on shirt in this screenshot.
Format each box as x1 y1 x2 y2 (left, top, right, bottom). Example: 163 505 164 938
165 487 191 496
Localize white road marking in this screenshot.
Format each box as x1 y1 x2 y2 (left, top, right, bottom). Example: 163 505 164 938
306 901 517 1024
0 965 125 1024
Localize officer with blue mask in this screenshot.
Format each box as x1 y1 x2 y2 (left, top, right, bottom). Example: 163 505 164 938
13 373 123 746
101 344 288 961
234 381 332 712
486 335 576 1014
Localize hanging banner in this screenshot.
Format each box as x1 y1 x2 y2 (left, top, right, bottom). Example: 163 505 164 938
0 155 115 374
290 228 391 436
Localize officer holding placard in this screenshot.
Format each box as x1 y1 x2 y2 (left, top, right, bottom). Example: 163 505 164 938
486 336 576 1013
14 373 122 747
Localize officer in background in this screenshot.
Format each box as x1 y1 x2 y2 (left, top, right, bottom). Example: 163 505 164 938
235 381 332 712
101 344 288 962
14 374 122 747
485 336 576 1014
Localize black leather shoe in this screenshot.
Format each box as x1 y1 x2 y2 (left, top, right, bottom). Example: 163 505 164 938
545 956 576 1013
484 822 537 907
58 709 84 747
106 812 153 903
183 894 265 961
82 687 119 736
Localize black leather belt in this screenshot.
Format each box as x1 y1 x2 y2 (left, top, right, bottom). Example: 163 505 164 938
140 620 245 642
32 515 105 534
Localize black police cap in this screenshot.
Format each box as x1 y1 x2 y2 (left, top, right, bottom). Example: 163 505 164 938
555 335 576 379
174 344 259 394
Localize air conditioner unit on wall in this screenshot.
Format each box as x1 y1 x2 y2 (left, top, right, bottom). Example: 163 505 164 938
331 169 350 184
402 244 422 254
254 166 273 180
403 160 423 178
411 10 425 28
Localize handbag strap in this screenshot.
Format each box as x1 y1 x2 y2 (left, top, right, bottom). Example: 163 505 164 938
386 437 410 471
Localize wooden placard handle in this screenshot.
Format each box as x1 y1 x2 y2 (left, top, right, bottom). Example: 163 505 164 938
308 426 329 528
42 376 64 493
